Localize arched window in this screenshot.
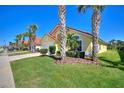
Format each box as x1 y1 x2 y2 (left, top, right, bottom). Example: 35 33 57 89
73 34 81 40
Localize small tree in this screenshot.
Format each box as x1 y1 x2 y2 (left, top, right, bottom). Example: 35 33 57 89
40 48 48 55
49 46 56 55
66 34 79 51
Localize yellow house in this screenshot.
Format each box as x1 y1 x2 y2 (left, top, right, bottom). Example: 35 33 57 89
41 24 107 55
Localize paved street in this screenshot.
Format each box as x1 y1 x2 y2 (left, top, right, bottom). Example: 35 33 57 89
0 49 15 88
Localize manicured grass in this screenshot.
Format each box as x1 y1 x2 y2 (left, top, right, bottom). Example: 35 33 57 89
98 50 120 65
8 51 31 56
8 50 26 53
98 50 120 62
11 50 124 88
98 50 124 66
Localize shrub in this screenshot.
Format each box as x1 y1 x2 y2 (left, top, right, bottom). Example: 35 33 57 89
80 52 85 58
66 51 85 58
66 51 75 57
22 48 28 51
75 51 80 58
120 47 124 51
36 48 40 52
56 51 61 56
40 48 48 55
49 46 56 54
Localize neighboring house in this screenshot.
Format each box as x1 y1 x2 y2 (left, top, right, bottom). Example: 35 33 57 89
41 24 107 56
8 42 18 51
34 37 42 49
23 37 42 50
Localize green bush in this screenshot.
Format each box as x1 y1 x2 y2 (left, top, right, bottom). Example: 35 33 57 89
119 47 124 51
66 51 75 57
36 48 40 52
22 48 28 51
49 46 56 54
66 51 85 58
56 51 61 56
40 48 48 55
75 51 80 58
80 52 85 58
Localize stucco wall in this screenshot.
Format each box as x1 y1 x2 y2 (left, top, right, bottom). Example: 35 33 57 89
98 42 107 53
36 46 42 49
41 35 55 49
67 29 92 53
41 26 107 55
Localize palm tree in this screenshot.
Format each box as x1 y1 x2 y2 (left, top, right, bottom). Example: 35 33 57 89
58 5 66 60
109 39 117 49
78 5 105 61
22 32 29 49
22 32 29 41
67 33 79 51
16 34 23 50
28 24 38 52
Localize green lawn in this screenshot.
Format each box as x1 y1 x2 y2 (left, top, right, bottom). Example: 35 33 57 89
8 51 31 56
11 50 124 88
98 50 124 66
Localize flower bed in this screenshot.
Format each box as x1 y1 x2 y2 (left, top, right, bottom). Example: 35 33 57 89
55 57 100 65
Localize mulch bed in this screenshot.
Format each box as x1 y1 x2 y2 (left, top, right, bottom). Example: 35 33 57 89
55 57 100 65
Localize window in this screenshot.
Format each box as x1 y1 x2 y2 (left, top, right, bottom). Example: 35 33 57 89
74 36 80 39
77 40 82 51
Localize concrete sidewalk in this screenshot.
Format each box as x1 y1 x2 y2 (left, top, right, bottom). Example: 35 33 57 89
0 50 15 88
9 52 41 61
0 50 41 88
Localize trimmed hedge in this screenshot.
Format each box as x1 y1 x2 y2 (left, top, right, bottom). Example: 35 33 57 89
36 48 40 52
40 48 48 55
66 51 85 58
80 52 85 58
49 46 56 54
66 51 75 57
75 51 80 58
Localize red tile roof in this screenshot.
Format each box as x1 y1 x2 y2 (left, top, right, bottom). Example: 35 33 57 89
47 24 107 44
23 37 42 45
34 37 42 45
46 34 56 40
48 24 93 40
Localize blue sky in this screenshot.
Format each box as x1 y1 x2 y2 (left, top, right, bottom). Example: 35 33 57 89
0 5 124 46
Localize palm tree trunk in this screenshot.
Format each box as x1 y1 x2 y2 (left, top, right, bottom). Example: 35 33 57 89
58 5 66 60
16 40 19 49
29 37 32 52
31 39 34 52
18 39 21 50
32 37 36 53
92 11 101 61
22 36 25 49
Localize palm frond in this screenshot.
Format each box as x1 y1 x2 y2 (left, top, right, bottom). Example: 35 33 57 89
78 5 90 13
78 5 105 13
92 5 105 13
